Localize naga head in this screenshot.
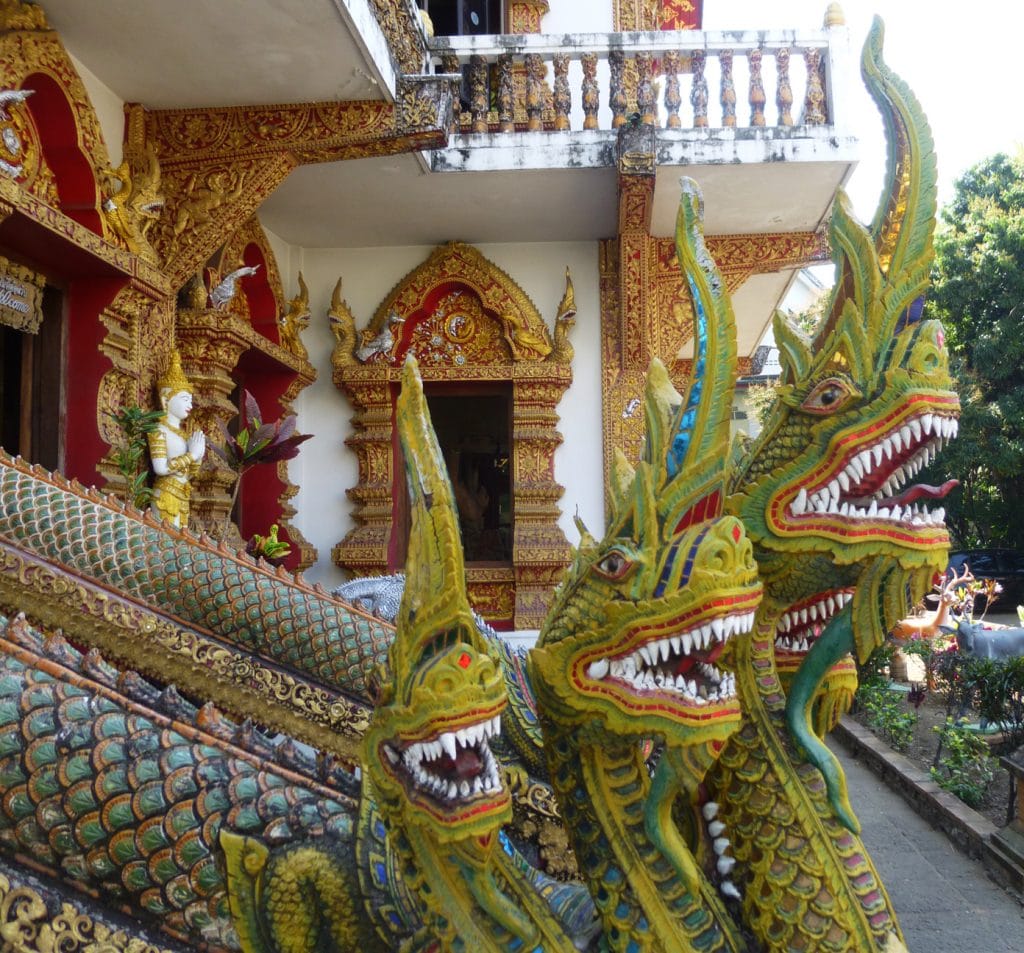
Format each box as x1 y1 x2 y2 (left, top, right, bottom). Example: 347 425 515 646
728 20 961 829
531 180 762 758
365 358 509 847
730 18 960 670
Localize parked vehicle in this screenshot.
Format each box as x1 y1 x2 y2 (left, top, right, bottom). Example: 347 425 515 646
945 549 1024 613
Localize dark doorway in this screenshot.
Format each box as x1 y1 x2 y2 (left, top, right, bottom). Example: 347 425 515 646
426 387 512 563
423 0 503 35
0 286 64 471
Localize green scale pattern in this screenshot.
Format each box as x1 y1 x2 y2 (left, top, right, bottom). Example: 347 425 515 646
0 610 363 950
0 456 393 699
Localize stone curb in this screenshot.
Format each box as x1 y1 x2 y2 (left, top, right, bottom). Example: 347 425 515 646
832 716 1024 897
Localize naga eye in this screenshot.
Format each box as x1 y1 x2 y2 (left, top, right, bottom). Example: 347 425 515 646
800 377 856 415
594 549 633 580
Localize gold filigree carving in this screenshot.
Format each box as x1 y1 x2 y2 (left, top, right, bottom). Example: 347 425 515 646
0 869 175 953
365 242 554 364
366 0 427 74
0 13 113 217
185 217 316 568
99 144 164 264
334 244 572 627
508 0 549 33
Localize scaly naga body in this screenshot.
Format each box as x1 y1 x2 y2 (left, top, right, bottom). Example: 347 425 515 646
360 358 595 953
0 454 392 702
0 609 413 953
707 20 959 951
530 180 762 953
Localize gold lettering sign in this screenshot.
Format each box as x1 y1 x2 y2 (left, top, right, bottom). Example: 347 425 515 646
0 255 43 333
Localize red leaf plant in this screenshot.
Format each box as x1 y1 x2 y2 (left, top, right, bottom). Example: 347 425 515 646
209 390 312 534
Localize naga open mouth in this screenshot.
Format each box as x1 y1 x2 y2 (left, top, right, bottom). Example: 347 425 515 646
785 409 958 529
774 588 854 658
384 714 504 806
585 609 756 706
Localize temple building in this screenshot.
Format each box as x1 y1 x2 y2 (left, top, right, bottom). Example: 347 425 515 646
0 0 858 630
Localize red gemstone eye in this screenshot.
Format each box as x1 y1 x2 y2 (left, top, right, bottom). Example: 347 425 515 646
731 524 741 543
457 652 472 669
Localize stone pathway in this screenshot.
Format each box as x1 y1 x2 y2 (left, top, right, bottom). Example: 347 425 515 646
838 747 1024 951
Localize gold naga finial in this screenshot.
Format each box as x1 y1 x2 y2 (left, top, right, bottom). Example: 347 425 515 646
328 277 358 368
157 349 193 402
557 266 576 321
547 267 577 364
824 3 845 27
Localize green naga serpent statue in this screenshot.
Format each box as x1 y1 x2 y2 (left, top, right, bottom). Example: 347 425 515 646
704 18 958 952
529 177 763 953
361 357 597 952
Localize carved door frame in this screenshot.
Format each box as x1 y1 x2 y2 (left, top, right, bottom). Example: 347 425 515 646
333 242 572 629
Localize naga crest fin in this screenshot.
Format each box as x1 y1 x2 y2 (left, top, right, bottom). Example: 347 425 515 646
387 357 481 702
652 177 738 533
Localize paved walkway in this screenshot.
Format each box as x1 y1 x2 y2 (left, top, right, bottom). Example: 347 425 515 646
838 747 1024 951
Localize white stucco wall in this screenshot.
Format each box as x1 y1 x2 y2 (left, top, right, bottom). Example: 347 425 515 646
541 1 613 34
68 53 124 168
275 239 604 590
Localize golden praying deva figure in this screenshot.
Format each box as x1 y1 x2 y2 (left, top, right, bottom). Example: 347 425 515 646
147 350 206 528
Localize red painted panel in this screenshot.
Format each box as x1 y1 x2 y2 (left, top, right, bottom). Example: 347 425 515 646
24 72 102 234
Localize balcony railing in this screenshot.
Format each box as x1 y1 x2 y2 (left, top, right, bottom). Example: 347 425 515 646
427 28 848 136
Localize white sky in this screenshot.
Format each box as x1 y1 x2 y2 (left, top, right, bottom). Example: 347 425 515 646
703 1 1024 223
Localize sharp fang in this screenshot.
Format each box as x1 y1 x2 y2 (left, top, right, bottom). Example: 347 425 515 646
871 444 883 466
588 658 610 679
721 881 741 900
681 632 693 655
909 418 922 441
711 617 725 641
440 732 458 761
792 488 808 515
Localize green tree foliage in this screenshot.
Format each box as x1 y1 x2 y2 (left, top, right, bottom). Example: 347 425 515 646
922 151 1024 547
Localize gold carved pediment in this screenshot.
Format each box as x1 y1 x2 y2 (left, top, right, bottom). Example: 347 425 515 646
365 242 554 365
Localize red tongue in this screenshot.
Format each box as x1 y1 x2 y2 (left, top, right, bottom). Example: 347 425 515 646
885 478 959 507
438 748 483 781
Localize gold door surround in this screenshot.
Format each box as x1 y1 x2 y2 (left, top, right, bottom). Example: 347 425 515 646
332 241 574 629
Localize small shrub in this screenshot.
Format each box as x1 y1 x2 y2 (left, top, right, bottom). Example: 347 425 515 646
856 641 897 688
973 654 1024 752
855 680 917 752
930 718 995 808
108 405 164 509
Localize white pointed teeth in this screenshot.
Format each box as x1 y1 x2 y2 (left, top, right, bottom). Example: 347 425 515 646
702 801 719 821
597 611 754 704
587 658 610 680
395 713 504 804
786 412 958 526
775 590 854 651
